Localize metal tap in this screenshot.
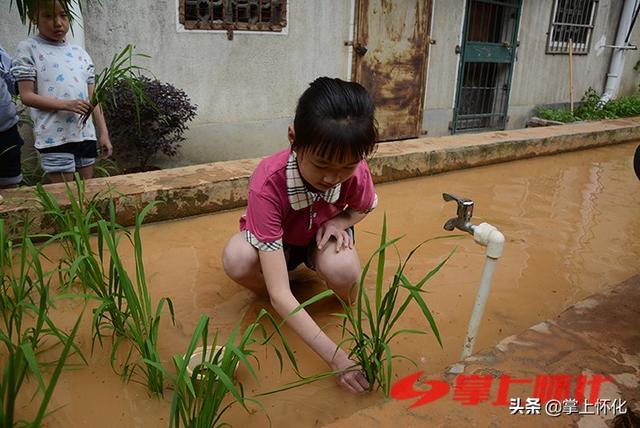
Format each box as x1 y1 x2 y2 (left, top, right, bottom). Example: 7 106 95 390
442 193 475 234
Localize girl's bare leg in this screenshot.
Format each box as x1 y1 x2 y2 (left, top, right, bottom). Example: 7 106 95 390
48 172 75 183
311 241 361 303
222 232 268 297
78 164 94 180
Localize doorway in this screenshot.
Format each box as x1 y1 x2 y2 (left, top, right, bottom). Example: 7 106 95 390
352 0 432 141
452 0 522 133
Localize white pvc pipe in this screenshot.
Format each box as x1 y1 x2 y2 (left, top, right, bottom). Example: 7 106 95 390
459 256 499 361
448 223 504 374
66 0 85 49
601 0 637 104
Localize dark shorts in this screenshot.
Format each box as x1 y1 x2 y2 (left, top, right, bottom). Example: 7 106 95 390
284 226 355 271
0 124 24 186
37 140 98 173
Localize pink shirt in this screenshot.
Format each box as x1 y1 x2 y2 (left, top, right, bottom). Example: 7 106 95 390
240 148 377 249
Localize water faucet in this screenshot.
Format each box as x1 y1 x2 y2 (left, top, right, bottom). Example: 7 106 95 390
442 192 506 374
442 193 475 234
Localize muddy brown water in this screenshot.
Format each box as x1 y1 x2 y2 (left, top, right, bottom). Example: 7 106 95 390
14 142 640 427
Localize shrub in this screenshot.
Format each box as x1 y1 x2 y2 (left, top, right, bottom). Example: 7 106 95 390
103 77 197 170
536 87 640 123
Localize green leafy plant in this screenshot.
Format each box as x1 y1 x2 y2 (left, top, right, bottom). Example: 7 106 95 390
80 44 149 127
537 87 640 123
102 76 197 171
98 202 175 396
264 216 459 397
334 215 457 396
166 308 303 427
35 176 130 345
536 107 576 123
0 219 85 426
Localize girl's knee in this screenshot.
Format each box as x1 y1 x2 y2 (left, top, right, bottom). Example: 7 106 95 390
316 252 361 289
222 233 258 280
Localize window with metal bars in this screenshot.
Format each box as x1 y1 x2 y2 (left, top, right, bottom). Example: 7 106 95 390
547 0 598 54
179 0 286 32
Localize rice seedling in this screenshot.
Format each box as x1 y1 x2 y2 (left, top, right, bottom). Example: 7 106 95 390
0 219 85 426
98 202 175 396
80 44 149 127
167 309 300 427
333 214 459 396
34 176 130 344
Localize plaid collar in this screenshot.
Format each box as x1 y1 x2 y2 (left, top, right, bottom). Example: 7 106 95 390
286 150 341 211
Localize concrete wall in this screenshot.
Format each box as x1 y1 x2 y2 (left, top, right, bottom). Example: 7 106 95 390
422 0 466 136
84 0 352 165
1 0 352 167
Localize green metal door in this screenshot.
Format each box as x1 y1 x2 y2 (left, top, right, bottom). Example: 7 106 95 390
452 0 522 133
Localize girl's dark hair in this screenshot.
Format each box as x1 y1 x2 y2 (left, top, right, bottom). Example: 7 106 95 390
29 0 66 21
293 77 378 162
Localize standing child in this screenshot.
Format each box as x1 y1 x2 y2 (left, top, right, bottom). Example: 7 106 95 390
0 43 25 190
11 0 112 183
223 77 378 393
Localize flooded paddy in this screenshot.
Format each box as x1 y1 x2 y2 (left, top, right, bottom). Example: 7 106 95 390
16 141 640 427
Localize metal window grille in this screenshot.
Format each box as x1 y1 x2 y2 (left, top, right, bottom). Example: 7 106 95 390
180 0 286 32
546 0 598 54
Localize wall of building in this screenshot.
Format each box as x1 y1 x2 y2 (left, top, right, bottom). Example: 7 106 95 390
2 0 639 165
1 0 353 167
421 0 466 136
421 0 640 137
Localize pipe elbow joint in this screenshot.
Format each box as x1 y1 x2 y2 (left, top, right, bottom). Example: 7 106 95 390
473 222 505 259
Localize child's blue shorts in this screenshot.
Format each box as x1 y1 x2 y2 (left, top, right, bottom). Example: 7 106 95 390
37 140 97 174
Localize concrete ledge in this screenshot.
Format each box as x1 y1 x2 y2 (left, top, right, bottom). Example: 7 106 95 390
1 117 639 234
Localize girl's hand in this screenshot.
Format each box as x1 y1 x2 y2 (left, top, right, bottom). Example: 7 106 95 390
64 99 93 115
99 135 113 158
331 354 369 393
316 220 353 252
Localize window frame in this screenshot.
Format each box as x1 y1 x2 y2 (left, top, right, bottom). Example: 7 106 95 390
546 0 599 55
178 0 288 34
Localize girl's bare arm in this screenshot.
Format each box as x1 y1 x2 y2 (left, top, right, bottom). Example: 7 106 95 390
259 249 369 393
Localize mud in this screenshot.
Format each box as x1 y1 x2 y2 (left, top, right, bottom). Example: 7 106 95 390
15 142 640 427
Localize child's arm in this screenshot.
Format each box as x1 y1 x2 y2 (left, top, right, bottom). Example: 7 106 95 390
259 248 369 393
87 83 112 158
17 80 92 115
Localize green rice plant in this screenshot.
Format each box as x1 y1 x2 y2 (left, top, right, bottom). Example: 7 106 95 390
98 202 175 396
166 309 301 427
333 215 458 396
0 219 85 426
80 44 149 127
34 176 130 345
